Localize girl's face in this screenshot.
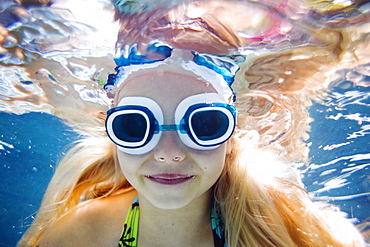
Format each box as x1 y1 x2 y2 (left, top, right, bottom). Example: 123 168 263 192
115 72 228 209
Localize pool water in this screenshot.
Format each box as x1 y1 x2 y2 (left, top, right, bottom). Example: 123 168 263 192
0 112 78 246
305 82 370 224
0 81 368 246
1 0 369 246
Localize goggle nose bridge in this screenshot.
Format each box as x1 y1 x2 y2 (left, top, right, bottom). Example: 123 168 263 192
159 124 178 132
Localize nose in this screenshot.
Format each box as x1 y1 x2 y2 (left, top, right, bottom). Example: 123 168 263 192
153 131 186 163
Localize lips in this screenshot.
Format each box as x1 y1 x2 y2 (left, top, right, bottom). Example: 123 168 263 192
145 173 195 185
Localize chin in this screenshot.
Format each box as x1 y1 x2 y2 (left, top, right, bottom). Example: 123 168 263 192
146 194 196 210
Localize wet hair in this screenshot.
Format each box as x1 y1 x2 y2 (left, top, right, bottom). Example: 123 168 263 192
18 93 365 247
18 118 365 246
18 1 369 245
216 133 364 246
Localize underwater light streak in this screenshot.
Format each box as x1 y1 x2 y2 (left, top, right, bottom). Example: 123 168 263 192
0 140 14 150
333 0 353 7
312 192 370 201
52 0 119 50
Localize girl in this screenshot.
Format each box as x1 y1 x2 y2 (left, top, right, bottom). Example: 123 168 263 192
18 47 365 246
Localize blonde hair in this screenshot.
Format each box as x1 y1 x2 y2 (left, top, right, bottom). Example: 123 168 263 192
18 111 365 246
18 113 130 246
18 19 369 246
215 133 365 246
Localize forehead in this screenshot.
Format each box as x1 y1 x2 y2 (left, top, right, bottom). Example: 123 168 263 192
117 72 217 105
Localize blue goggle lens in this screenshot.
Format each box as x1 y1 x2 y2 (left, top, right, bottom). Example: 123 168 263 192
190 110 229 141
112 113 147 142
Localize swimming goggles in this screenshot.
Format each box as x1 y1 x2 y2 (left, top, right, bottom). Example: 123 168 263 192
106 93 236 155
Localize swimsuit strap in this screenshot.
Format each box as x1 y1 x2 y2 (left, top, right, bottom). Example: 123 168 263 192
211 203 227 247
118 197 140 247
118 198 226 247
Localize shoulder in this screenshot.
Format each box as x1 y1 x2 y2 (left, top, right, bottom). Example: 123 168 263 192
37 188 137 247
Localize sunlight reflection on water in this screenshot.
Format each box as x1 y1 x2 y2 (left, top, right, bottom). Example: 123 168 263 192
0 0 369 245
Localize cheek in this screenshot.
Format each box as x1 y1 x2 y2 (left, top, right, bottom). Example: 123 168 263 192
117 150 139 178
199 146 227 179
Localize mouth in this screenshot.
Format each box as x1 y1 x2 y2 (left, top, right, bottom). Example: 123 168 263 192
144 173 195 185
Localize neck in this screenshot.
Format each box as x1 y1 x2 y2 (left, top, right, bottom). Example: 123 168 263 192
137 192 214 247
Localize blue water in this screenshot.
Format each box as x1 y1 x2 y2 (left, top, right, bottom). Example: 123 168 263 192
0 0 369 246
0 82 369 246
305 82 370 224
0 112 78 246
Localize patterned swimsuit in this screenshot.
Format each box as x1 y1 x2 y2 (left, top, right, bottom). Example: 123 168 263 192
118 198 226 247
